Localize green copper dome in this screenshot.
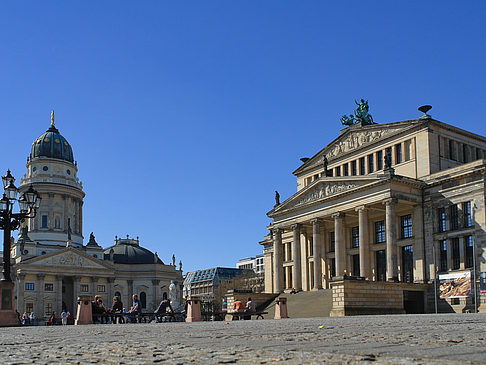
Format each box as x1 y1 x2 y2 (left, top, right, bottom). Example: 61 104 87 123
30 124 74 163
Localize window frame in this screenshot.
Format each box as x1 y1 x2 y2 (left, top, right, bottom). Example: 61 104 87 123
400 214 413 239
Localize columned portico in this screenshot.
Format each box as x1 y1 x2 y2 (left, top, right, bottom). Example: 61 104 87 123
291 224 302 290
37 274 45 316
356 206 370 279
311 219 322 290
273 228 283 293
333 212 346 277
384 199 398 281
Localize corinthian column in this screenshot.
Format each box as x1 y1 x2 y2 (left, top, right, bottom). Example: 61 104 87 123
311 219 322 290
273 228 283 293
356 206 370 279
291 224 302 291
384 199 398 281
333 212 345 276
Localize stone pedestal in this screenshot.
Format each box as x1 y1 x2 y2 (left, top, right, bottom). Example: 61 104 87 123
0 281 17 326
75 296 93 325
274 297 288 319
185 297 202 322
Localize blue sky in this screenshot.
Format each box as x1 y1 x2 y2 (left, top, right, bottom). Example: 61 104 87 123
1 1 485 272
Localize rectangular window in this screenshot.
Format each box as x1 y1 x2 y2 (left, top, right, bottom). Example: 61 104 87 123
376 250 386 281
25 302 34 314
400 214 413 239
25 283 34 291
330 258 336 278
395 144 402 164
97 285 106 293
343 163 349 176
449 140 456 160
80 284 89 293
438 208 447 232
450 204 459 230
375 220 386 243
404 140 411 161
45 303 53 316
463 201 472 227
401 245 413 283
465 235 473 268
351 160 357 176
308 237 313 257
359 157 365 175
41 215 48 228
351 226 359 248
335 166 341 177
352 254 360 277
385 147 392 166
329 232 335 252
368 154 374 173
440 240 448 272
463 144 469 163
452 238 460 270
377 150 383 170
44 283 54 291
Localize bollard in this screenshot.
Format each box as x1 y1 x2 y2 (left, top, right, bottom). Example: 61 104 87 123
185 297 202 322
75 296 93 325
274 297 288 319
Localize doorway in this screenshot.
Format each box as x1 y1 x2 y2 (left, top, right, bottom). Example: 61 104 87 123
62 277 74 315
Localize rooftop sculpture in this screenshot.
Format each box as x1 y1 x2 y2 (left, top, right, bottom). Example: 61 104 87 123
340 99 374 126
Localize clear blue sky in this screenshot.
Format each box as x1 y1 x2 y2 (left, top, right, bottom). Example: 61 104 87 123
1 1 485 273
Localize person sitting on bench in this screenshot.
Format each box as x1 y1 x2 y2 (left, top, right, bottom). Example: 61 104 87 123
154 299 174 322
244 297 256 320
127 294 142 322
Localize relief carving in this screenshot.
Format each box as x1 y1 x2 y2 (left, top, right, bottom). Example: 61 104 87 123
294 182 359 207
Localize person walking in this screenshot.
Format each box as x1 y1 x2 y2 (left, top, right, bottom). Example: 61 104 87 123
61 310 68 325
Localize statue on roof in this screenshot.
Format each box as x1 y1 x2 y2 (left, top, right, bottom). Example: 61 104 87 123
172 254 176 266
340 99 374 126
51 110 55 127
274 191 280 206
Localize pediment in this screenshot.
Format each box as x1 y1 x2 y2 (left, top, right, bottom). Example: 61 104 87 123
295 121 422 174
270 177 380 215
20 247 113 271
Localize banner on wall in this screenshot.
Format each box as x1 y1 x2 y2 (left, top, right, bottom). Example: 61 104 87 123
480 272 486 296
439 271 471 299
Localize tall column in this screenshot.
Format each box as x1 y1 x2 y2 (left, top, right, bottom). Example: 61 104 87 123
152 279 160 309
273 228 283 293
17 273 25 313
384 199 398 281
413 204 425 282
73 276 81 313
291 224 302 291
357 206 370 279
311 219 322 290
37 274 45 316
56 275 63 314
107 278 114 303
459 237 465 270
333 212 345 277
127 279 133 305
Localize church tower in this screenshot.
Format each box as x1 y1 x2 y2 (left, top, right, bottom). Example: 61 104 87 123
19 111 85 247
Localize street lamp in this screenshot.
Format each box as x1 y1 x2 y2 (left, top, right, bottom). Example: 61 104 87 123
0 170 40 282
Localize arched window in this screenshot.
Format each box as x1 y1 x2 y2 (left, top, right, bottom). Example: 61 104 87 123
163 292 168 300
140 292 147 309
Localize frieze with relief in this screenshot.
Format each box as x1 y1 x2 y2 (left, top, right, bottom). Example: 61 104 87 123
324 128 403 160
34 252 107 269
292 182 359 208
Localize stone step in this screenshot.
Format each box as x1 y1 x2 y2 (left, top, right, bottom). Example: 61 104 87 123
263 289 333 319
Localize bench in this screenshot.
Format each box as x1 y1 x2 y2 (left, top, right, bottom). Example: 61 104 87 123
226 311 268 320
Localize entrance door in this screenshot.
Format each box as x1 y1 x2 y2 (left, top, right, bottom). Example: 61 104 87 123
62 277 74 315
376 250 386 281
401 245 413 283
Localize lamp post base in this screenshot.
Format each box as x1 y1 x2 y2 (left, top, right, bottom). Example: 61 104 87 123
0 281 18 327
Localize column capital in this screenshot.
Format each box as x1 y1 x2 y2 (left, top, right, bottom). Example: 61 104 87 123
331 212 345 219
382 198 397 206
18 272 26 280
37 273 46 280
291 223 301 231
152 279 160 286
73 275 81 282
272 227 282 235
107 277 115 283
355 205 367 212
310 218 321 225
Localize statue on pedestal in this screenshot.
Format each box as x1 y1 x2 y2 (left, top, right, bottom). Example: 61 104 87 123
169 280 180 308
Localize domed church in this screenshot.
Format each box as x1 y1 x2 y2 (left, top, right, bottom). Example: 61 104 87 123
11 112 183 318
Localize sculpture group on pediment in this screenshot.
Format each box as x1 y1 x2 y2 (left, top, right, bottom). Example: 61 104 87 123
294 182 359 207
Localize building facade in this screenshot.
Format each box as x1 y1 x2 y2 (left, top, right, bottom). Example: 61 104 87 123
236 254 264 274
8 114 183 318
260 108 486 313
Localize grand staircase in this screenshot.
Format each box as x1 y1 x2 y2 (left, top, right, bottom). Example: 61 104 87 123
263 289 333 318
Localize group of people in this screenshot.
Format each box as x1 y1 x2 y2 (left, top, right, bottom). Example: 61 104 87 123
232 297 256 320
16 310 59 326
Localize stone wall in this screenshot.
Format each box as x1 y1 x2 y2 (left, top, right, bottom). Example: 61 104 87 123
330 277 427 316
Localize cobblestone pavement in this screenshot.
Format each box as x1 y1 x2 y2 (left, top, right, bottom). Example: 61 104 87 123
1 314 485 364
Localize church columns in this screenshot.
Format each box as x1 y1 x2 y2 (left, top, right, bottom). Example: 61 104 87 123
37 274 45 316
273 228 283 293
56 275 63 314
413 204 425 282
311 219 322 290
17 273 25 313
333 212 346 277
73 276 80 313
291 224 302 291
384 199 398 281
152 279 160 308
357 206 370 279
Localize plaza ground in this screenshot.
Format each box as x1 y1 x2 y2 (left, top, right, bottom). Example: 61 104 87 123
0 314 485 364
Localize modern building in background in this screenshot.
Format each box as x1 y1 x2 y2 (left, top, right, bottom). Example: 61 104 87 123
236 254 264 274
6 113 183 318
260 105 486 314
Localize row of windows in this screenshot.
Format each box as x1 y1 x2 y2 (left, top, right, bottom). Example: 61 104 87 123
26 283 106 293
304 140 414 186
438 202 472 232
439 236 474 272
440 136 486 163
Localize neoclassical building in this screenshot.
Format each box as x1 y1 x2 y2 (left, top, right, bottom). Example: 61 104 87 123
9 113 183 317
260 106 486 313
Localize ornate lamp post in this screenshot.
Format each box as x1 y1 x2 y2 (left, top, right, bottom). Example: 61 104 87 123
0 170 40 326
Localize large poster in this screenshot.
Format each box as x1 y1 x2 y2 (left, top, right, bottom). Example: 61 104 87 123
439 271 471 299
480 272 486 296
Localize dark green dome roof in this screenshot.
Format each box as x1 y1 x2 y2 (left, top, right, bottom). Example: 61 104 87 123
103 242 163 265
30 125 74 163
